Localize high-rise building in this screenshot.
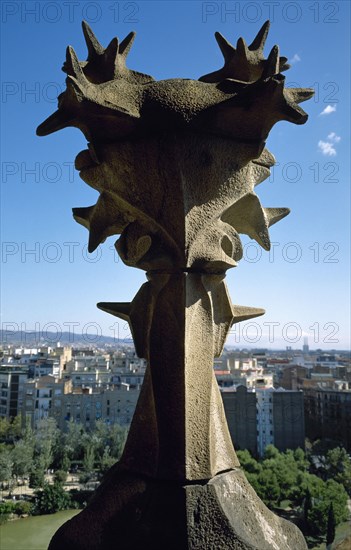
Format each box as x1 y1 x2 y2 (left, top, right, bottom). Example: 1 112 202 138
222 385 257 455
222 386 305 457
304 388 351 451
302 337 309 353
0 364 28 418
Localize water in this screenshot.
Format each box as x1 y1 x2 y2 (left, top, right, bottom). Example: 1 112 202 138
0 509 80 550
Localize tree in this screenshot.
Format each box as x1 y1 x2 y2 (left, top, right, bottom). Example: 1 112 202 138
263 444 279 460
262 449 300 503
294 447 308 471
309 439 341 480
305 478 348 537
323 480 348 526
0 418 10 442
64 420 85 461
0 416 21 443
237 450 261 474
98 446 116 476
21 419 35 452
237 444 349 539
29 467 45 489
11 439 34 481
325 447 351 496
0 446 13 486
78 471 92 486
34 482 72 514
256 469 281 506
303 488 312 530
7 416 22 442
109 423 127 460
326 502 336 548
83 444 95 472
34 418 59 472
54 470 68 485
92 420 110 459
61 451 71 473
79 443 95 486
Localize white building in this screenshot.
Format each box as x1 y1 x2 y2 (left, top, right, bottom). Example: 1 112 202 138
23 375 72 427
256 388 275 456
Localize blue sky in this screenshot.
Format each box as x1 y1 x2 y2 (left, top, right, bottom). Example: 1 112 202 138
1 0 350 350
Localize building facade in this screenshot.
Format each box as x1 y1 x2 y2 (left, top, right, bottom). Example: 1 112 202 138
53 384 140 429
221 386 305 457
22 375 141 430
23 375 72 426
304 388 351 451
222 385 257 455
272 389 305 453
0 365 28 418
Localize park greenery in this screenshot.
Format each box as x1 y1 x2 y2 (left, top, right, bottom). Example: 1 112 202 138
0 416 127 488
237 443 350 544
0 416 350 546
0 416 127 521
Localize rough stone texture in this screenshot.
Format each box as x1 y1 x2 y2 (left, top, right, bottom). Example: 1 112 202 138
54 132 290 481
38 20 313 549
48 468 307 550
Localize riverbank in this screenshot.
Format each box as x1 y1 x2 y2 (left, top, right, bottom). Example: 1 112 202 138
1 509 350 550
0 509 80 550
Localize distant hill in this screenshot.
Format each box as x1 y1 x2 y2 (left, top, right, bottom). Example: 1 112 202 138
0 330 134 347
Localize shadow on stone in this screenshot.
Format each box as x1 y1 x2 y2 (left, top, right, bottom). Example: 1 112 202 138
49 468 307 550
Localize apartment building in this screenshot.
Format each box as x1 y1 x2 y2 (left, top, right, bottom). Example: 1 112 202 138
221 385 305 457
0 364 28 418
304 387 351 451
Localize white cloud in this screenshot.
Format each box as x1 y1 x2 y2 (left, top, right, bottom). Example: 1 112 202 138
290 53 301 64
320 105 336 116
328 132 341 143
318 140 337 156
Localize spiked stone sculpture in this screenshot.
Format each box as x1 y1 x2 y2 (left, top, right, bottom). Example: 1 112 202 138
38 21 313 550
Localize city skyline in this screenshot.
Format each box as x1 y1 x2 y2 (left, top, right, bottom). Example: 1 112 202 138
1 329 350 353
1 1 350 350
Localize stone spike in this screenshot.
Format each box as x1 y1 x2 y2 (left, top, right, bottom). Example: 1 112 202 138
282 101 308 124
222 193 271 251
75 191 132 252
97 301 131 321
253 164 272 187
262 45 280 78
66 47 87 82
104 37 119 66
65 76 84 101
256 148 276 167
279 56 290 72
264 207 290 227
284 88 315 104
72 205 94 229
256 228 271 251
36 110 68 136
63 47 75 76
232 305 265 323
236 37 249 58
119 31 136 57
81 20 104 59
97 294 149 358
249 20 270 51
88 232 102 253
214 31 236 61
